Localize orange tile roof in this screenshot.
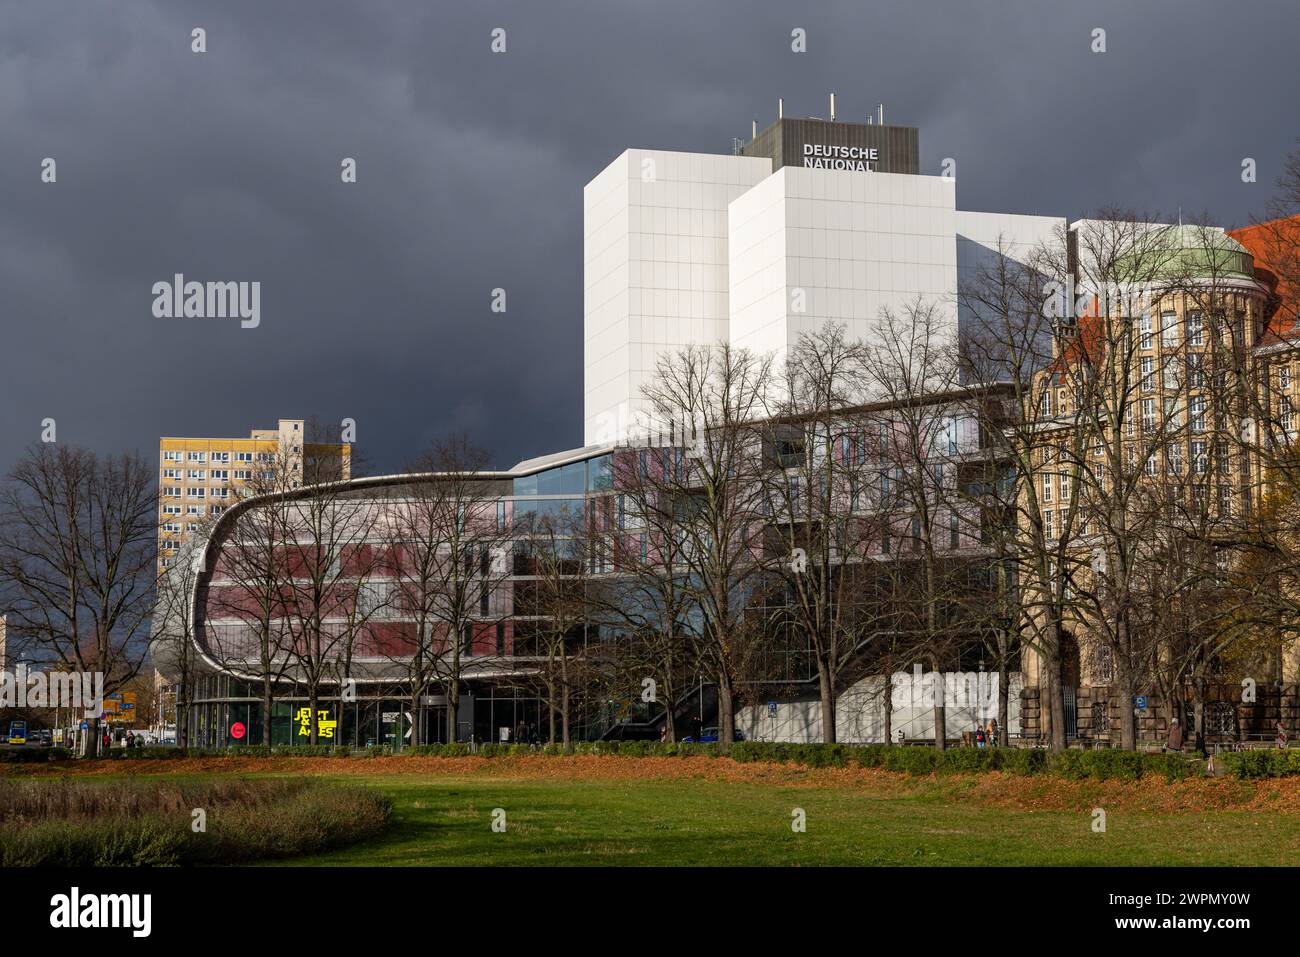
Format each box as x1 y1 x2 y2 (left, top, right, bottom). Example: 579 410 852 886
1229 215 1300 346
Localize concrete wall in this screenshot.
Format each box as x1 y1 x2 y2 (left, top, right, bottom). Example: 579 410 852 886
736 671 1023 743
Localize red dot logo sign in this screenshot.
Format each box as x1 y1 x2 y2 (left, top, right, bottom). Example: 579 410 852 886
230 722 246 740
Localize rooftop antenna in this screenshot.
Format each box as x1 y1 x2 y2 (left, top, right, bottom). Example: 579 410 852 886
778 97 784 119
830 92 836 122
878 103 884 125
752 118 757 139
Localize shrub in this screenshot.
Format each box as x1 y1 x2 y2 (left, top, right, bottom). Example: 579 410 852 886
0 778 390 866
0 747 72 763
617 741 659 757
1086 749 1145 781
1141 752 1205 781
884 746 939 775
851 744 889 768
998 748 1048 776
1221 749 1300 779
936 747 993 774
404 743 472 757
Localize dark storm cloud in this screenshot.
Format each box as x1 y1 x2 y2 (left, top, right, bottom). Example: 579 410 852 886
0 0 1295 476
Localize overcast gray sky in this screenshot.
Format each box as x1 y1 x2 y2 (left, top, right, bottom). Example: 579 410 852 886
1 0 1296 476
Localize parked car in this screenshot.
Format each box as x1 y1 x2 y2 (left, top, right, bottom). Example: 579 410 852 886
682 726 744 743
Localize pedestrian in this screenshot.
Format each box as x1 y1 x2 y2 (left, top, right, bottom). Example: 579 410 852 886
989 718 999 747
659 724 668 742
1166 717 1183 752
125 731 135 748
975 725 986 748
1277 720 1289 750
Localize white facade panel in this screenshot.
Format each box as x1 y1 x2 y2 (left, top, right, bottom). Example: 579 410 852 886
955 210 1067 380
729 167 959 381
583 148 772 445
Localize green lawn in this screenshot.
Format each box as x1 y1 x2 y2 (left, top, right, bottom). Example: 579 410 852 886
253 774 1299 867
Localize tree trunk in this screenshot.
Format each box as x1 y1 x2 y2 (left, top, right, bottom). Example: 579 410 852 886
308 687 319 745
1192 675 1206 755
882 672 894 746
560 654 572 751
1115 651 1136 751
997 659 1010 747
1047 628 1067 752
177 686 189 748
561 682 571 752
446 685 459 744
818 663 836 744
544 673 556 744
262 678 274 748
718 671 735 749
931 662 947 752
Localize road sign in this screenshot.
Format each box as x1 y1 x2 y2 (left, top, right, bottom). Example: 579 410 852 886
230 722 246 740
767 701 778 715
404 711 414 740
1134 695 1149 710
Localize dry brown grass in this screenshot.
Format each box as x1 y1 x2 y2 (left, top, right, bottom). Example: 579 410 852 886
11 754 1298 815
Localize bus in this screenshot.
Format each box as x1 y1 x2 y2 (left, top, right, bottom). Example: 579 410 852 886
7 720 27 745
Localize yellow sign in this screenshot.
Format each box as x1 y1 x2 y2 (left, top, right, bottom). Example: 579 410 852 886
294 708 337 739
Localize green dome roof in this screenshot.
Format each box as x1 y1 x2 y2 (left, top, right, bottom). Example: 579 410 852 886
1115 225 1255 281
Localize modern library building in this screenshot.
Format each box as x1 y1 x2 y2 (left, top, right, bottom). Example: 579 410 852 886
159 102 1297 748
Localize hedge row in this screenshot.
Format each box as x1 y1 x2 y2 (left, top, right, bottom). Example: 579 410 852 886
0 748 73 763
88 741 723 760
1217 748 1300 779
27 740 1299 779
730 742 1214 781
730 742 1054 775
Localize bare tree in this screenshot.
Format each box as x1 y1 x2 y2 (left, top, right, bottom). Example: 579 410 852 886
763 325 885 742
0 445 156 755
626 342 775 747
959 231 1078 750
389 437 511 745
511 507 594 748
1030 212 1204 749
594 449 701 743
861 298 971 750
204 435 305 746
150 518 216 747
